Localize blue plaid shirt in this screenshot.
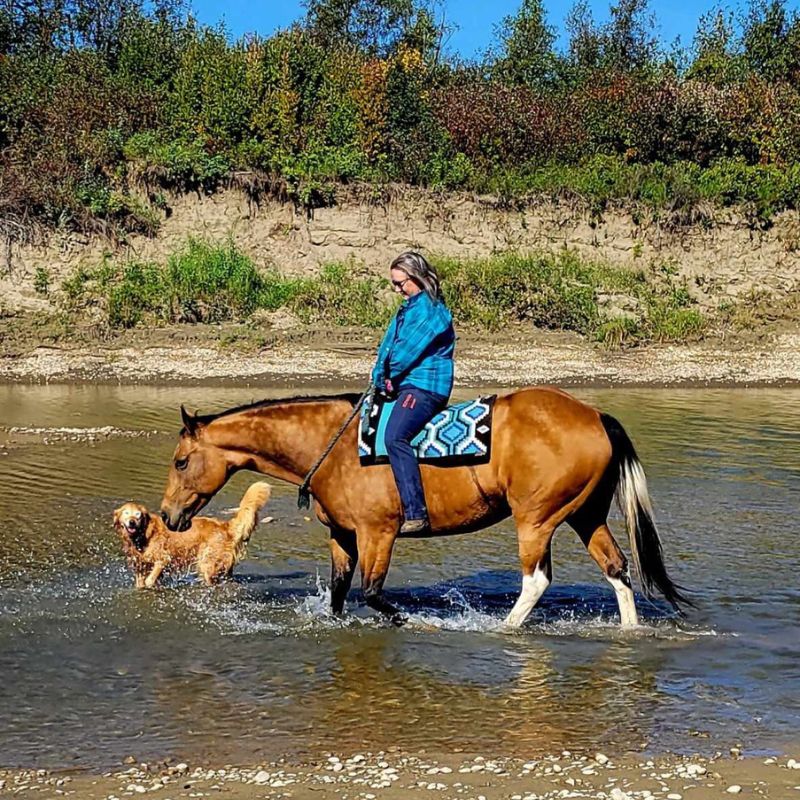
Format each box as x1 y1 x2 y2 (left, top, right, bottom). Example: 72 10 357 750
371 291 455 398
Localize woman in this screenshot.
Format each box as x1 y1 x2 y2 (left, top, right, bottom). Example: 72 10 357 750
371 251 455 535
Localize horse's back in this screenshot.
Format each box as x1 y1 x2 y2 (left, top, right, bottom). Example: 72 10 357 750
490 386 612 492
496 386 604 432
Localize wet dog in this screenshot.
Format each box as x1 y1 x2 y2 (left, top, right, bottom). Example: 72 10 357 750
114 482 272 588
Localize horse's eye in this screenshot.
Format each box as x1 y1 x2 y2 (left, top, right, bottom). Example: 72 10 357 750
175 457 189 471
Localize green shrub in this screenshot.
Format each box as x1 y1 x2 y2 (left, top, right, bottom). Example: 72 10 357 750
33 267 50 296
57 240 711 345
290 262 392 327
59 242 389 329
434 251 706 345
124 134 230 192
107 260 169 327
437 252 600 333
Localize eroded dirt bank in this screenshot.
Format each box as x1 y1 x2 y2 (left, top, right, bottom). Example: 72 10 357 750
4 185 800 316
3 187 799 388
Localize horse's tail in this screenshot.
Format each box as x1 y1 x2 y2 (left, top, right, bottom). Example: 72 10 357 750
600 413 691 611
230 482 272 551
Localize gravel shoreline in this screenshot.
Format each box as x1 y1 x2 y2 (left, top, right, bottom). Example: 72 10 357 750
4 751 800 799
2 332 800 387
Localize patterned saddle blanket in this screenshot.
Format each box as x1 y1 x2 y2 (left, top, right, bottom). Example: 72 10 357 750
358 394 496 467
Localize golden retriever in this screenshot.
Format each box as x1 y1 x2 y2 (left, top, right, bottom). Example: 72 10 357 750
114 482 272 588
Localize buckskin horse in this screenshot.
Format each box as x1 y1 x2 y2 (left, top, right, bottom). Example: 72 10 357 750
160 387 688 627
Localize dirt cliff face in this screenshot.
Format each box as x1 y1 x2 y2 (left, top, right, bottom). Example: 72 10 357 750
3 185 800 314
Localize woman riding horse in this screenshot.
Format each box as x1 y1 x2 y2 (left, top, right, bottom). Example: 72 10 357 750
372 252 455 536
161 387 689 628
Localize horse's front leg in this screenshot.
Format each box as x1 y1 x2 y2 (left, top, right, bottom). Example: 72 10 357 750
357 527 406 626
329 527 358 615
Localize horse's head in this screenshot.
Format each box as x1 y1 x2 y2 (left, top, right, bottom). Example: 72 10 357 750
160 406 230 531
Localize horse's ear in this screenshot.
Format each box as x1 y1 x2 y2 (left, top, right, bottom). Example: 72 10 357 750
180 404 199 436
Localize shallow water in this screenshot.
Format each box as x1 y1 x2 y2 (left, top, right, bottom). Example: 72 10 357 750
0 384 798 770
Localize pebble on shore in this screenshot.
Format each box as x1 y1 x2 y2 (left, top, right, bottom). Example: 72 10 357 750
0 750 792 799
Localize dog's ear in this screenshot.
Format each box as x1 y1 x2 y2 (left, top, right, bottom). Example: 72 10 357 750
112 507 122 529
180 404 199 437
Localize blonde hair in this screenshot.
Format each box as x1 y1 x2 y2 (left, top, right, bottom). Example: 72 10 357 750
390 251 443 302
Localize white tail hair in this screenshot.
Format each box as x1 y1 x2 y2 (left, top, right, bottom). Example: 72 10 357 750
617 456 655 587
602 412 689 610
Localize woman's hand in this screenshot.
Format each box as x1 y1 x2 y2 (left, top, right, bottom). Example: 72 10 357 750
384 378 395 396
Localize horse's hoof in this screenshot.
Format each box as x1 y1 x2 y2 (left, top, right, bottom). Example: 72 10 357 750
498 620 523 634
405 619 439 633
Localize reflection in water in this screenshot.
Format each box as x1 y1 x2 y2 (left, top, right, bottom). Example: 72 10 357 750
0 385 798 769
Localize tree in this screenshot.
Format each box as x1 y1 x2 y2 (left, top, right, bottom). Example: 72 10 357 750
0 0 187 59
492 0 558 90
565 0 659 75
742 0 800 82
604 0 658 72
688 7 742 84
305 0 410 55
565 0 603 73
303 0 449 60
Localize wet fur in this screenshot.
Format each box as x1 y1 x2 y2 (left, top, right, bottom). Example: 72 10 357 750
114 482 271 588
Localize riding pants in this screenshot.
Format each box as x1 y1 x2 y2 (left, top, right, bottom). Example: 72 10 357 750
384 386 448 522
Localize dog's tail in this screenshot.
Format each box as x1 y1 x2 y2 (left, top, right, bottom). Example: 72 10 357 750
230 482 272 550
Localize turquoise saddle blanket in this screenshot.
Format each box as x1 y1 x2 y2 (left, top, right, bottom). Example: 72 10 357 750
359 394 496 467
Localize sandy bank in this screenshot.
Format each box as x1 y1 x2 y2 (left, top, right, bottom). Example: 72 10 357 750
1 329 798 387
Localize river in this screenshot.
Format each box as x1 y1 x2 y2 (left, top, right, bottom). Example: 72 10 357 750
0 385 798 770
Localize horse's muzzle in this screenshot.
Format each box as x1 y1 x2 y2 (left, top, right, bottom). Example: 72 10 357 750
161 508 192 532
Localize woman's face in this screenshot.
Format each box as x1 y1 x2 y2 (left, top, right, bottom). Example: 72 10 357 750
390 268 421 299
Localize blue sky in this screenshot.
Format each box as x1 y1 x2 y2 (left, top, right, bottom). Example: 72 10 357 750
188 0 754 58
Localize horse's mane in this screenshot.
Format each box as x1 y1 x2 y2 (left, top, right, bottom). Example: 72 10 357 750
193 392 361 427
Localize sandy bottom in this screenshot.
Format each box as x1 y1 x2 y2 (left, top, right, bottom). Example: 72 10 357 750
4 751 800 799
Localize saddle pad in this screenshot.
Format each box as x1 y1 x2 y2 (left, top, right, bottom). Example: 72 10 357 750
359 394 496 467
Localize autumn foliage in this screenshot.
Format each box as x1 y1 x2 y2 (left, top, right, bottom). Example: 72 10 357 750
5 0 800 234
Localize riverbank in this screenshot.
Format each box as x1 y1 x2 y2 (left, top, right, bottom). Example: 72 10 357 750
4 750 800 799
1 323 797 387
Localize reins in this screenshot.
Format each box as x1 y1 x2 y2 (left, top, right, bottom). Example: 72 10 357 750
297 383 374 509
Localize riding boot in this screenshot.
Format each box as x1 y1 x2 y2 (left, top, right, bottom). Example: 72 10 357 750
399 516 430 535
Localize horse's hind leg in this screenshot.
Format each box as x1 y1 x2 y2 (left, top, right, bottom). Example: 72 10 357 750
357 528 406 626
330 528 358 615
504 519 555 628
571 515 638 627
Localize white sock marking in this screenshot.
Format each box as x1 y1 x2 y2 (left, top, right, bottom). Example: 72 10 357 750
505 565 550 628
607 574 638 627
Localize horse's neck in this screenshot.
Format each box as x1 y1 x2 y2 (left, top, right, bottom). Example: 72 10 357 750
207 400 350 484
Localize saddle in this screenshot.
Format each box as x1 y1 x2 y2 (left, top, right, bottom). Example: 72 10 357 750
358 394 496 467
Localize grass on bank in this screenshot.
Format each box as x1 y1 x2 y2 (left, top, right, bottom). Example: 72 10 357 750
57 240 706 347
61 240 392 330
93 149 800 234
472 156 800 228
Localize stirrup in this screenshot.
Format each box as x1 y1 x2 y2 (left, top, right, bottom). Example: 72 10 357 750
400 517 430 535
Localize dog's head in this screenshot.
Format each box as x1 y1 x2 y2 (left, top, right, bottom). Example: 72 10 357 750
113 502 152 551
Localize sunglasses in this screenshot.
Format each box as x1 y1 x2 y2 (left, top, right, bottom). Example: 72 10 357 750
391 277 411 289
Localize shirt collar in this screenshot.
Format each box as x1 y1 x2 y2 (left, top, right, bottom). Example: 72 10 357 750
403 290 426 306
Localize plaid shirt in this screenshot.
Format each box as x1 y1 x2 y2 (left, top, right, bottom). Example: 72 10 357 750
371 291 455 398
